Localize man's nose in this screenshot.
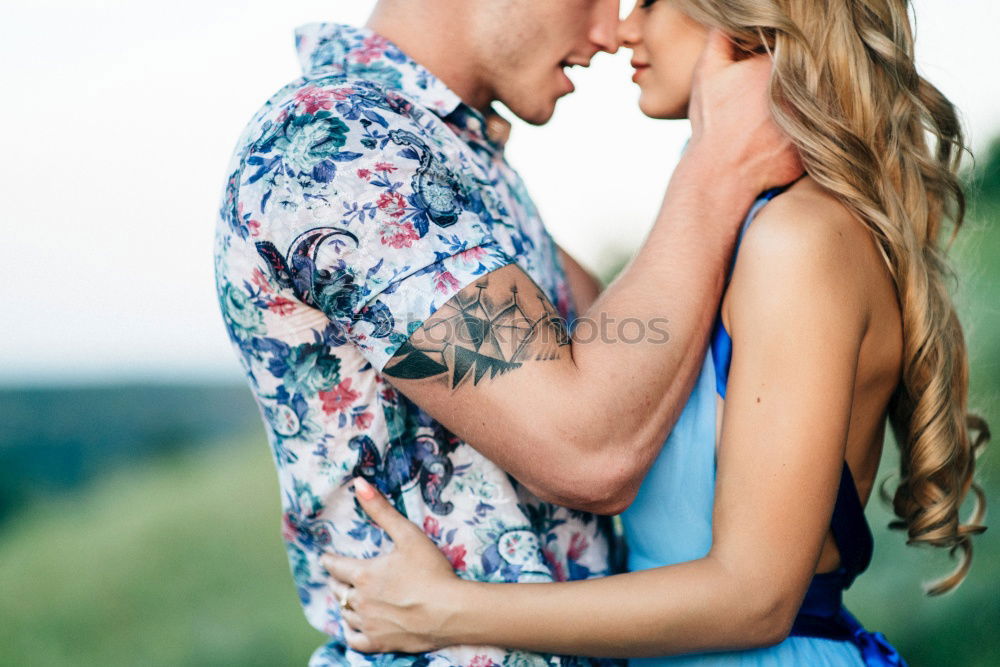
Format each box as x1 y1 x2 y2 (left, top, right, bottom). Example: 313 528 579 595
590 0 622 54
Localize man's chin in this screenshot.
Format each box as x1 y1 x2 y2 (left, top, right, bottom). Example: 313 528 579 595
506 98 560 127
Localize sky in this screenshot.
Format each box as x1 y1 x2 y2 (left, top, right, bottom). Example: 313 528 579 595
2 0 998 385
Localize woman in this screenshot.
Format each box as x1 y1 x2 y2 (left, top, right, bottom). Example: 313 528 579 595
321 0 989 664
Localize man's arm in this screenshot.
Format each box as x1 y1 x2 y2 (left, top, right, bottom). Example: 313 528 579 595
321 181 865 657
381 161 760 514
377 39 802 514
557 246 602 315
438 182 868 657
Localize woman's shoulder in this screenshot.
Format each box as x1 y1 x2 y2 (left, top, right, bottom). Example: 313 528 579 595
723 177 876 336
744 178 870 271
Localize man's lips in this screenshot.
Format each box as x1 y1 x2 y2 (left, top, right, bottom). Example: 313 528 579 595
559 60 590 94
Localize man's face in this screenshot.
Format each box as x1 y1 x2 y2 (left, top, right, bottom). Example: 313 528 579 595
473 0 620 125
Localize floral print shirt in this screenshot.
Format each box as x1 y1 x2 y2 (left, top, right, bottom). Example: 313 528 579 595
213 23 619 667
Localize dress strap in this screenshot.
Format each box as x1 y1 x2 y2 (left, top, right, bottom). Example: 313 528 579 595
710 321 733 399
710 184 791 399
830 461 875 583
709 182 874 577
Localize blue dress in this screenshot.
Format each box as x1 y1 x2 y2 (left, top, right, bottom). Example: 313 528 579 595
619 188 906 666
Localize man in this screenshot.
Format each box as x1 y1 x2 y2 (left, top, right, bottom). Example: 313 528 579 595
213 1 800 665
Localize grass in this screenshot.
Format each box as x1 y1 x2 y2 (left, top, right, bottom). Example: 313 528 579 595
842 194 1000 667
0 433 326 667
3 433 998 667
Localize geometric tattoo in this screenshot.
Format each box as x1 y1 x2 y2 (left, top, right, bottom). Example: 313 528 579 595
383 276 571 391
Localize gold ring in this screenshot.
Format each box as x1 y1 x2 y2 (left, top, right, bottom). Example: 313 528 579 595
339 587 354 612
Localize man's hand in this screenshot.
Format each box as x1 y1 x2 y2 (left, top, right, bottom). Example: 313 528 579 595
686 29 804 197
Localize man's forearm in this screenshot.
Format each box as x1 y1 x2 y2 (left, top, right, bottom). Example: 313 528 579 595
381 139 795 515
528 160 761 507
381 154 763 514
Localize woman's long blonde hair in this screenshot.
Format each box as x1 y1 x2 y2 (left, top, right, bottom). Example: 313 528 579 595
674 0 989 594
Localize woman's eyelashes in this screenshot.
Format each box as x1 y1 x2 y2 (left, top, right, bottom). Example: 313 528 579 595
641 0 659 8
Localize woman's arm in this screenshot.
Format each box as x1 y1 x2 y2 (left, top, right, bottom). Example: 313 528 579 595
323 191 869 657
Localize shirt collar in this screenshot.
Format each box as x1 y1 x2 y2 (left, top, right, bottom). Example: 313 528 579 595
295 23 463 117
294 23 510 151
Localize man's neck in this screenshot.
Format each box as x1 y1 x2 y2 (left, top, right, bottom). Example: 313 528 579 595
366 2 494 114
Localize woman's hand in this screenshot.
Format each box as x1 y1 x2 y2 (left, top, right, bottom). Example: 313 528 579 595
321 478 463 654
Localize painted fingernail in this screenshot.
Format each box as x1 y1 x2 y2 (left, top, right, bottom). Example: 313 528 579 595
353 477 377 500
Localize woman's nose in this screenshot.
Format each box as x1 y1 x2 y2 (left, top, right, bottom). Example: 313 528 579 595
617 2 643 48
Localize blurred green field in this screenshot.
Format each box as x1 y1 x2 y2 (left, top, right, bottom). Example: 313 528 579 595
0 434 326 667
1 153 997 667
835 164 1000 667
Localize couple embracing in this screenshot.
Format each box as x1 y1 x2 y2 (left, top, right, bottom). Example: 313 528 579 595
214 1 988 665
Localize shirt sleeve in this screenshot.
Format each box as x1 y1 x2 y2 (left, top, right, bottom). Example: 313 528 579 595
242 80 516 371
